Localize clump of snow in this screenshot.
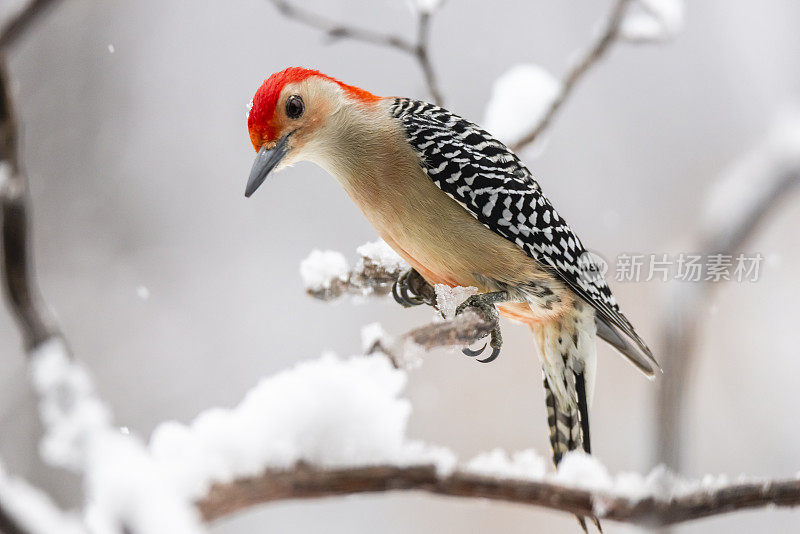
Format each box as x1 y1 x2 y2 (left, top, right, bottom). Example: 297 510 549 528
107 44 115 53
466 448 546 481
29 338 204 534
300 250 349 291
435 284 477 319
83 431 203 534
0 161 11 187
150 353 456 500
483 64 561 147
406 0 445 14
356 239 408 273
621 0 684 42
136 285 150 300
704 108 800 237
30 338 112 470
0 460 86 534
554 451 613 491
361 322 392 354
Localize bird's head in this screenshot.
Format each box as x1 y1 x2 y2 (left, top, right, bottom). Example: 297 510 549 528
245 67 381 197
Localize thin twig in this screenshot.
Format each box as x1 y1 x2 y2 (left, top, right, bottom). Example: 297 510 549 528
511 0 633 151
197 463 800 527
266 0 445 105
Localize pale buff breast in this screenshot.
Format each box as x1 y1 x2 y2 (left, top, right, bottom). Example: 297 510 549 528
309 100 574 324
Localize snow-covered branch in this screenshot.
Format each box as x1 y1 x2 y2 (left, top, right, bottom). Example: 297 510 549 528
266 0 445 104
196 462 800 527
655 112 800 471
498 0 683 152
301 242 497 367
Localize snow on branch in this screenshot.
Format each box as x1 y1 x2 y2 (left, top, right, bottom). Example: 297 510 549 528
507 0 634 152
0 459 86 534
164 354 800 527
656 110 800 471
266 0 445 104
300 241 496 367
500 0 683 153
196 462 800 527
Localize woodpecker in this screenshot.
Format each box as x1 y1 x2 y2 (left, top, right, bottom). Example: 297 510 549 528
245 67 658 528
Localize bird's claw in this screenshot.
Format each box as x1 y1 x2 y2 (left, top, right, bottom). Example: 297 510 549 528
455 293 504 363
462 344 486 357
392 268 425 308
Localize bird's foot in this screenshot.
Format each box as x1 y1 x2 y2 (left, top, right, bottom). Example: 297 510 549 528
455 292 506 363
392 268 425 308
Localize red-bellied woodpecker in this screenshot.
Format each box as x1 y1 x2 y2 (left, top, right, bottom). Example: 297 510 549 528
245 67 658 528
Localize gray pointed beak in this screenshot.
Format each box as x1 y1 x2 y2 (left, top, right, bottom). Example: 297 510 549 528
245 133 292 198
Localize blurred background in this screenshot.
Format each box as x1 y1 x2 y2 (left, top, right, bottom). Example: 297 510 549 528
1 0 800 532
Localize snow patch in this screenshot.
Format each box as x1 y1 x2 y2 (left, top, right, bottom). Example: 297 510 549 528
150 354 456 500
361 322 392 354
136 285 150 300
29 339 204 534
356 239 408 272
622 0 684 42
483 64 560 147
554 451 613 491
0 460 86 534
406 0 444 14
466 448 546 481
300 250 349 291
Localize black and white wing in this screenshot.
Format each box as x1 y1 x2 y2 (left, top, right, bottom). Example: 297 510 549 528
390 98 658 374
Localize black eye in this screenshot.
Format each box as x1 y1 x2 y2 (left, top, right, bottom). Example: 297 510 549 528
285 95 304 119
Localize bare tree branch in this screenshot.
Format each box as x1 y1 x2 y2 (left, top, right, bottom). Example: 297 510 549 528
655 166 800 471
0 55 60 352
266 0 445 105
511 0 632 151
0 0 58 50
197 463 800 527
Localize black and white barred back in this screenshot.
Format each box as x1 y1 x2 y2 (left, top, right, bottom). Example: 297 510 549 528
389 98 658 375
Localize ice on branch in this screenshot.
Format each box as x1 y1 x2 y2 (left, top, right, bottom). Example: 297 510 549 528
0 460 86 534
149 354 456 501
621 0 684 42
434 284 477 319
301 239 409 300
29 339 204 534
483 64 561 148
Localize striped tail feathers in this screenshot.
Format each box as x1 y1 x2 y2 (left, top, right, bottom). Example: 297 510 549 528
543 371 601 533
534 309 601 532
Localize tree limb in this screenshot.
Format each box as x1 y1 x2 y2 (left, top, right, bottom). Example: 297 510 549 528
511 0 632 151
0 51 60 352
0 0 58 50
196 463 800 527
266 0 445 105
655 166 800 471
